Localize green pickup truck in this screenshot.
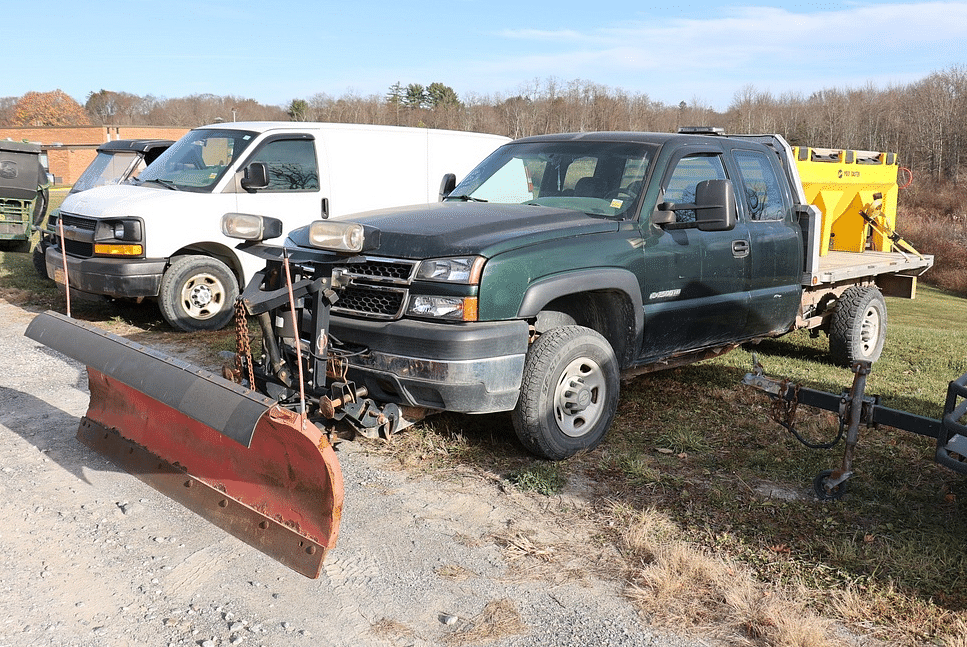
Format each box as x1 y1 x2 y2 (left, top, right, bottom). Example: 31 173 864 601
218 129 932 460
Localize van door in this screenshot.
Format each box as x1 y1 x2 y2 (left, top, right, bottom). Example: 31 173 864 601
233 135 330 235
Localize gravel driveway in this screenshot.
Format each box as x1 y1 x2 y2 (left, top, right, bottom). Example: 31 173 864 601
0 299 705 647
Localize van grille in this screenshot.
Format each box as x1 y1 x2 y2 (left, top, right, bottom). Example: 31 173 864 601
50 212 96 258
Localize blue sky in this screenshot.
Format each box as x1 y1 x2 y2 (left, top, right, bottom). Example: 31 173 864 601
13 1 966 112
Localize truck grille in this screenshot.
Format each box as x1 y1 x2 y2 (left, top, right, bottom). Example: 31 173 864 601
340 258 416 284
333 284 407 319
331 256 417 319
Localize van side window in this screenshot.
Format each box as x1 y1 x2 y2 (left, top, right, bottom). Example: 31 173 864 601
733 150 785 221
664 154 727 223
249 139 320 192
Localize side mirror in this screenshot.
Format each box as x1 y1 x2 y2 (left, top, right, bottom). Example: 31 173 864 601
694 180 736 232
241 162 269 191
438 173 456 201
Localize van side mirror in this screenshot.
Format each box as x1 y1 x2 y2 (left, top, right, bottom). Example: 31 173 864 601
241 162 269 191
694 179 736 232
439 173 456 201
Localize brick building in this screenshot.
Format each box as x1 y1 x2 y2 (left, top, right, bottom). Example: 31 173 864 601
0 125 189 185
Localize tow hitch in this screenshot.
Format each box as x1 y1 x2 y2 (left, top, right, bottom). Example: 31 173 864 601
743 357 967 499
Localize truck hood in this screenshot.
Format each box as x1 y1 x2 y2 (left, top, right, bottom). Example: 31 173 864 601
59 183 205 218
289 202 620 258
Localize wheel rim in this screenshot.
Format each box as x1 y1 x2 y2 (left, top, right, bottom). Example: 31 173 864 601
553 357 606 438
859 304 881 356
180 272 226 320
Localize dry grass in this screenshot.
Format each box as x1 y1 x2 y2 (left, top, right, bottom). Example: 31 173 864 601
621 508 842 647
443 599 528 645
370 617 417 642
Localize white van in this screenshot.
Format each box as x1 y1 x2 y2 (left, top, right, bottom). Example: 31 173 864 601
45 122 509 331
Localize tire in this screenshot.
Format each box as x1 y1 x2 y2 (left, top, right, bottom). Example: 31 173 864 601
829 285 887 366
512 325 619 460
158 255 238 332
32 245 49 280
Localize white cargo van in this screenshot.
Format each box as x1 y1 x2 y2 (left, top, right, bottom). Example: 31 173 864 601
44 122 509 331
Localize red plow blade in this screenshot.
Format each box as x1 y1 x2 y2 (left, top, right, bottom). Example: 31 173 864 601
25 311 343 578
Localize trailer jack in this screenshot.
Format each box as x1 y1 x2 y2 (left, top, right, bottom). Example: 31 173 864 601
743 356 967 499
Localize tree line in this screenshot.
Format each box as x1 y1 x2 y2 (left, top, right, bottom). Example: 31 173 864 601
3 67 965 182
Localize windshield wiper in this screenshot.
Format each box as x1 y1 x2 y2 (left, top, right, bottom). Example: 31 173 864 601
142 178 179 191
447 194 487 202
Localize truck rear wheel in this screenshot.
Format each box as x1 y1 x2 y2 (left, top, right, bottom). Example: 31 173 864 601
159 255 238 332
829 285 887 366
512 325 619 460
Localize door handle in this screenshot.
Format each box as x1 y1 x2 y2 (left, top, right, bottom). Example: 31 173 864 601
732 240 750 258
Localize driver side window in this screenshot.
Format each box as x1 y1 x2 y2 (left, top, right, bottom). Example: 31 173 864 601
664 154 727 222
247 139 320 192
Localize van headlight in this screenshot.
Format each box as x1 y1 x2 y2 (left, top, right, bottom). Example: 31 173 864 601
93 218 144 256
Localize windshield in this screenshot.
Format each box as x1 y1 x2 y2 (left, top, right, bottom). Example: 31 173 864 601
448 140 656 218
72 151 139 193
138 128 256 192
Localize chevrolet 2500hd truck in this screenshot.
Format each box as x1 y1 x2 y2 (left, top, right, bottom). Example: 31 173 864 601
42 123 509 331
225 129 933 460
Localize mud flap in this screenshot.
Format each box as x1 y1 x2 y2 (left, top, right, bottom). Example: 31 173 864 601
25 311 343 578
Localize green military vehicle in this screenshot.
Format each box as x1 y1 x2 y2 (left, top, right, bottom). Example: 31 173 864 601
0 140 49 249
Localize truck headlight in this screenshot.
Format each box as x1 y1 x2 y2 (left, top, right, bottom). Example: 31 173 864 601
307 221 381 253
406 295 478 321
221 213 283 241
415 256 485 283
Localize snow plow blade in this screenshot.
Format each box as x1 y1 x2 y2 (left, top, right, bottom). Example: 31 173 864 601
24 311 343 578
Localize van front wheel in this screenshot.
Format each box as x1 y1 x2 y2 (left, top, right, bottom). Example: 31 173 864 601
159 255 238 332
512 326 619 460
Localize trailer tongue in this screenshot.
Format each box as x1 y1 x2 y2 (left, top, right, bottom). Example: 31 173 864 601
25 311 344 578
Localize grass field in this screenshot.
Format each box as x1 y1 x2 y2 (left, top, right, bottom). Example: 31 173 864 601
2 234 966 645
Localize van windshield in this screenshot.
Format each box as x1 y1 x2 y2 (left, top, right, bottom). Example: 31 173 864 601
447 140 657 219
72 151 139 193
138 129 257 192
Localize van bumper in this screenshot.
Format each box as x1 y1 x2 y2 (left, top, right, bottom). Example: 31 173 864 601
46 247 165 298
329 316 529 413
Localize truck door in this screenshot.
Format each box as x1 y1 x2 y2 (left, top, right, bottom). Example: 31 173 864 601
730 147 802 335
233 135 329 234
639 150 752 360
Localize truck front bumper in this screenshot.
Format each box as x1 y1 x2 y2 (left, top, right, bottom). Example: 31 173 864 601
329 316 529 414
46 247 166 298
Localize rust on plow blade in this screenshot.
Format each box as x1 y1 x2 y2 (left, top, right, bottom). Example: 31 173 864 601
25 311 343 578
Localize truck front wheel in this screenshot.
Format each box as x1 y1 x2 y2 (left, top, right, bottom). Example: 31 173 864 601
512 326 619 460
829 285 887 366
159 255 238 332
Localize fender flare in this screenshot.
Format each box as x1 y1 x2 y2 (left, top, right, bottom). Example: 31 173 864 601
516 268 644 344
